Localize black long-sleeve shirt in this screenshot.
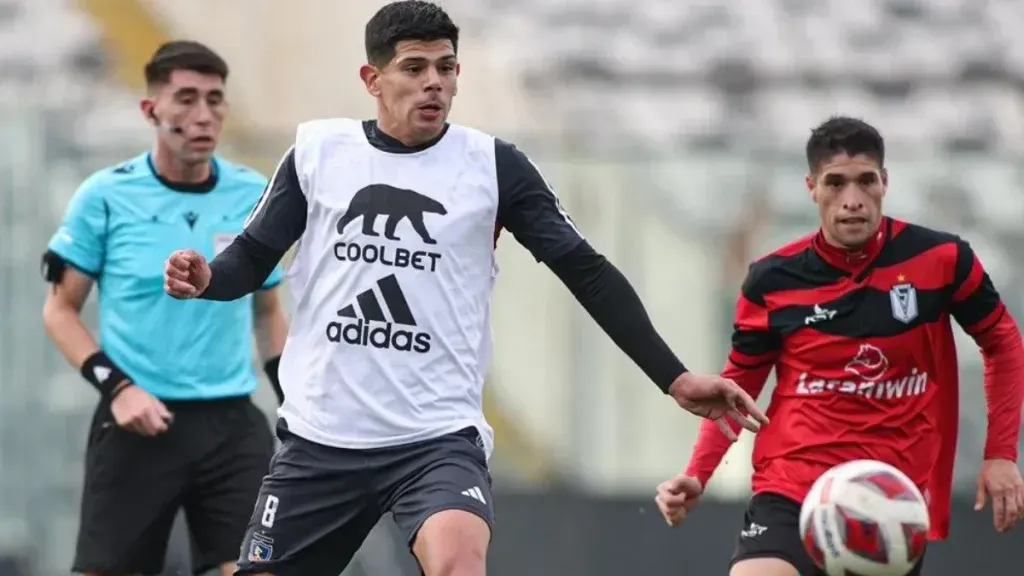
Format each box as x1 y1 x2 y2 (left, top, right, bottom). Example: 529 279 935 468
203 121 687 392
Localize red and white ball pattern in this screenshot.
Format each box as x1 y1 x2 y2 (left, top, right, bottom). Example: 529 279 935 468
799 460 929 576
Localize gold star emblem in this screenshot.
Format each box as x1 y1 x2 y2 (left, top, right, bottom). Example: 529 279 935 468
897 274 905 282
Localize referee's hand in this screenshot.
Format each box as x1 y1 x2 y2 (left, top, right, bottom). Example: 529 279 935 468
165 249 211 299
111 385 173 436
667 372 768 441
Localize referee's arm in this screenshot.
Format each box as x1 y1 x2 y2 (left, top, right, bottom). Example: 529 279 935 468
494 139 686 394
42 178 133 400
42 267 102 374
253 289 289 404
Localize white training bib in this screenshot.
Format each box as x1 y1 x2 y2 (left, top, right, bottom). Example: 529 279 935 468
276 119 499 456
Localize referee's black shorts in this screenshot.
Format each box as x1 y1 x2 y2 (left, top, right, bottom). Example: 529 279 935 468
73 395 274 575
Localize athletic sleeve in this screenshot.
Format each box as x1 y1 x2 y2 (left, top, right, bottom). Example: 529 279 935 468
46 174 108 277
201 147 305 301
244 168 289 291
951 238 1006 335
725 264 783 377
242 146 307 251
685 262 781 486
546 241 687 393
494 138 584 263
950 239 1024 462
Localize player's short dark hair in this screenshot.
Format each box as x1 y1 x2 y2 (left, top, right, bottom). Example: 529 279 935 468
805 116 885 173
144 40 229 87
364 0 459 67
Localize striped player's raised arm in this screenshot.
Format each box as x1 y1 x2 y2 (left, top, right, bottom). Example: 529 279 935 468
686 260 781 486
950 238 1024 463
199 146 307 301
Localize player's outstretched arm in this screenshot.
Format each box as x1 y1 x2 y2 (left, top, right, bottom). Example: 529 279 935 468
949 239 1024 532
166 146 307 302
545 245 765 432
492 138 767 432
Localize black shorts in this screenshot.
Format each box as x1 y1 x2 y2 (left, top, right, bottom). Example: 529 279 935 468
235 420 494 576
731 493 926 576
73 396 274 575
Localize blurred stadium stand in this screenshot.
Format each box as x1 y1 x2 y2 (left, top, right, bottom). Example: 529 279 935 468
1 0 1023 574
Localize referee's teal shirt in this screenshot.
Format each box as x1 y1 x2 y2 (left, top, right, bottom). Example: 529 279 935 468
47 153 284 400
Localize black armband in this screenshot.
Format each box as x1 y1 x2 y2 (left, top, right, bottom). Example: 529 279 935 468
81 351 132 399
264 356 284 405
41 250 68 284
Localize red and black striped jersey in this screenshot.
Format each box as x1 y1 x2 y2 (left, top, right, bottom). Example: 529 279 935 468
686 217 1024 540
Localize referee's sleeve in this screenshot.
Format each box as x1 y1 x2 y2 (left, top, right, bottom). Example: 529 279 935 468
46 174 108 277
243 146 307 251
494 139 584 263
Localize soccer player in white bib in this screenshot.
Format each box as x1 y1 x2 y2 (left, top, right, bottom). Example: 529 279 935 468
164 2 767 574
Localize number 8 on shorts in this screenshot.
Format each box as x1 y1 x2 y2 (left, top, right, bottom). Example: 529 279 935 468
260 495 279 528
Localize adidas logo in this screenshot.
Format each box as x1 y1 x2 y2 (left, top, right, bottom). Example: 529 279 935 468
461 486 486 505
325 274 431 353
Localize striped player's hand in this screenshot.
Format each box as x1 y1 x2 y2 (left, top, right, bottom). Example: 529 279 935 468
655 474 703 527
164 249 211 299
667 372 769 441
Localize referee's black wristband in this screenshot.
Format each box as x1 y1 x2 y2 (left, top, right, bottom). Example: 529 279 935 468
264 356 284 405
81 351 131 399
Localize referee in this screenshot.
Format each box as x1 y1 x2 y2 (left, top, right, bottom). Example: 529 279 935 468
41 41 288 576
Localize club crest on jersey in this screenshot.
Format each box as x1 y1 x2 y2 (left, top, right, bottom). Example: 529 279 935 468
247 537 273 561
889 282 918 323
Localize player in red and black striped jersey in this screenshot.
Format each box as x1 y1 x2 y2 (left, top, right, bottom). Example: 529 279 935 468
653 117 1024 576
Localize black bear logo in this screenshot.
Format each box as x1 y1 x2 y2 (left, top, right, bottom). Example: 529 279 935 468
337 184 447 245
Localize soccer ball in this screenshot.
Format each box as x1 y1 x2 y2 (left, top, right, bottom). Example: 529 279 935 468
799 460 929 576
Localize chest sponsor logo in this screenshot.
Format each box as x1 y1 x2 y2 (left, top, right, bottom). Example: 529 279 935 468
325 274 431 353
796 344 928 400
334 184 446 272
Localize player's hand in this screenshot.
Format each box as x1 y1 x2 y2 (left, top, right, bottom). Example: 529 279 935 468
974 458 1024 533
655 474 703 527
667 371 769 441
164 249 211 299
110 384 174 436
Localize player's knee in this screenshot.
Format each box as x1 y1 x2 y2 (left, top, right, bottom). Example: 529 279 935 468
413 509 490 576
730 558 800 576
